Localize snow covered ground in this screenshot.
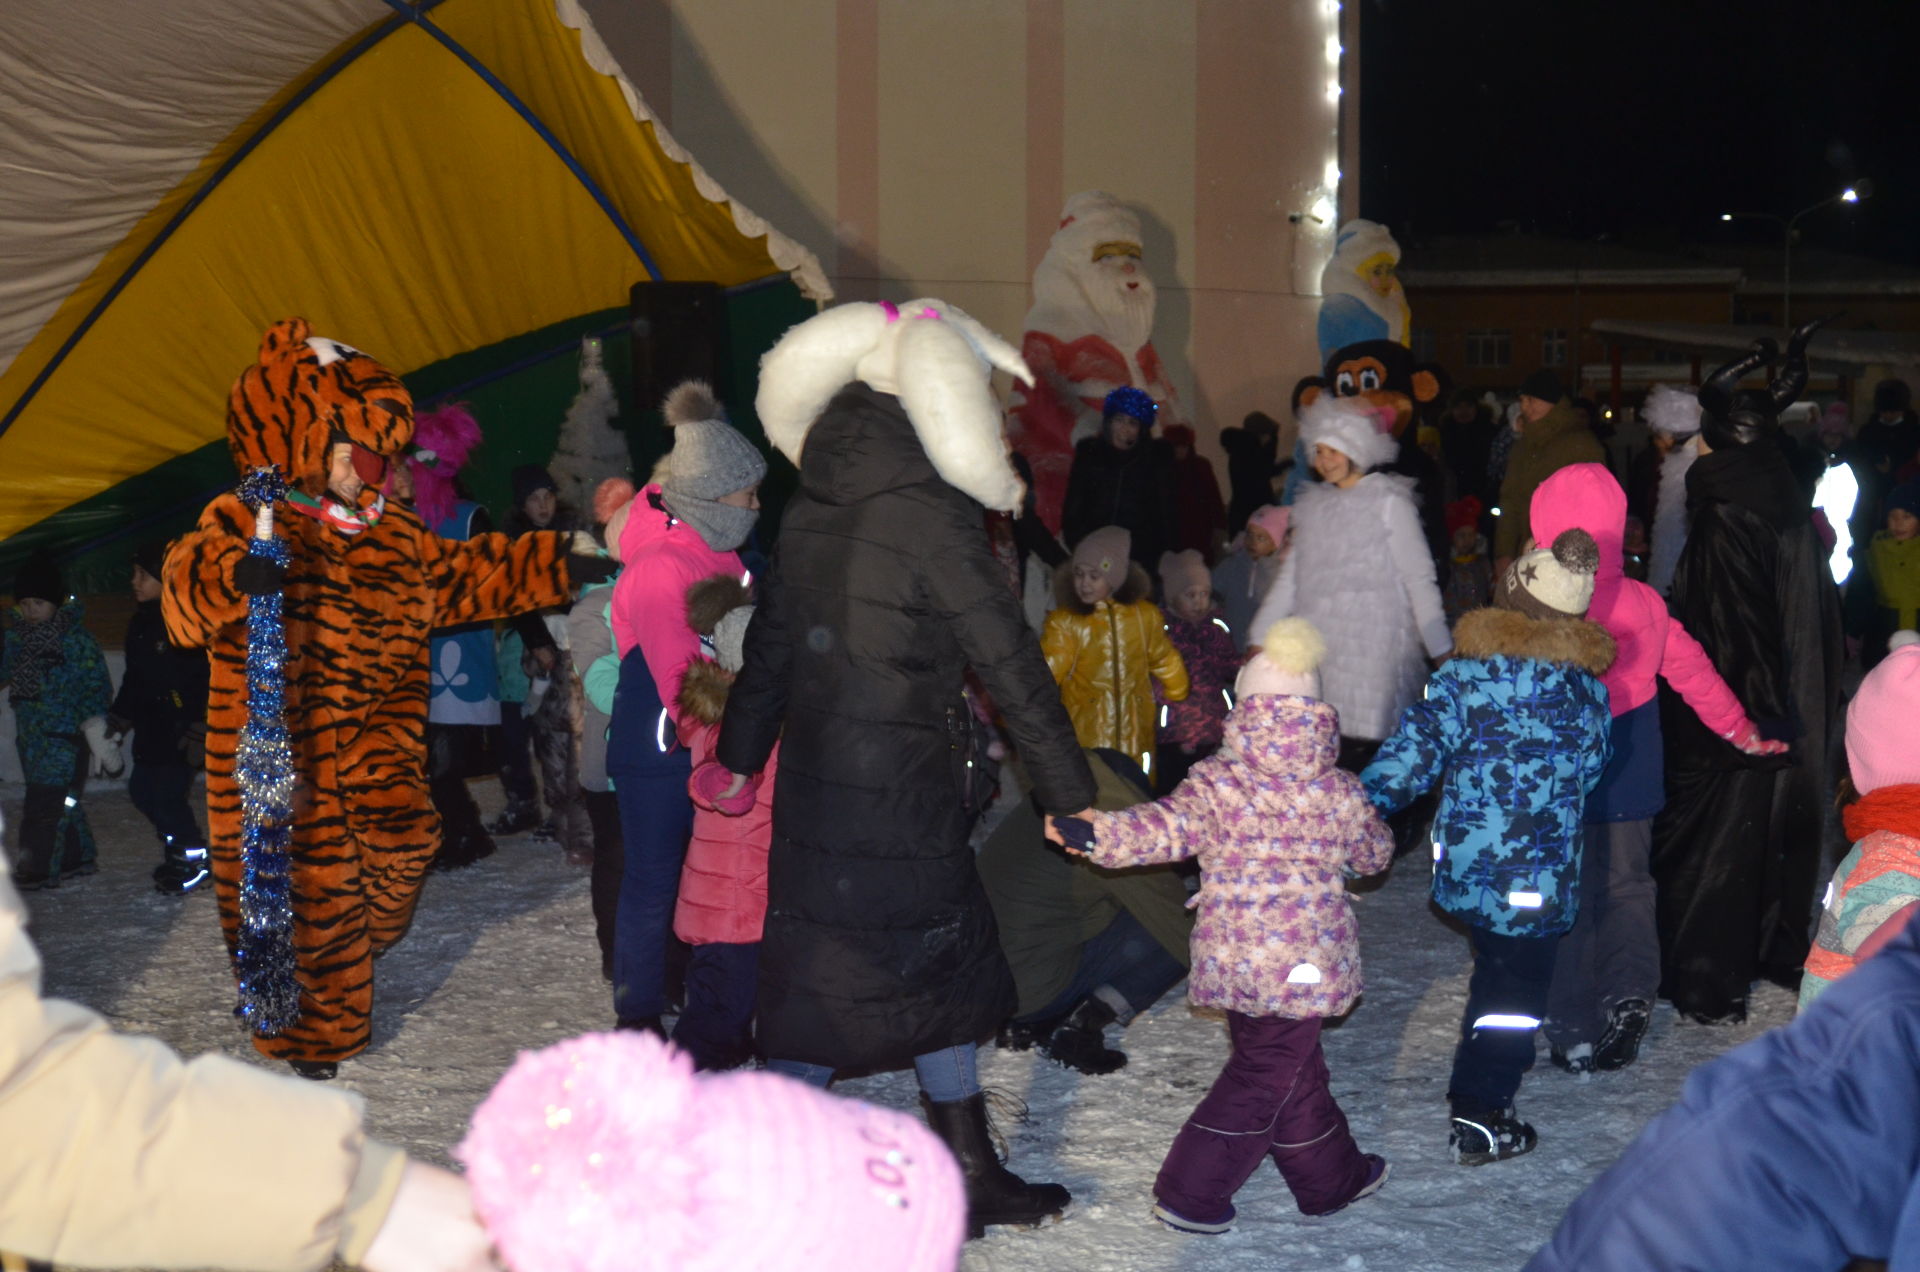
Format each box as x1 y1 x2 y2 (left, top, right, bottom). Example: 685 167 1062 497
11 779 1794 1272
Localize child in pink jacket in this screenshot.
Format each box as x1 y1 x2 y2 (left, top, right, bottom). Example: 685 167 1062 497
1530 464 1784 1072
671 579 778 1072
1049 619 1393 1235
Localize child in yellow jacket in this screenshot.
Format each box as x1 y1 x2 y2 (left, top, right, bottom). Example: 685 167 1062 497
1043 526 1190 780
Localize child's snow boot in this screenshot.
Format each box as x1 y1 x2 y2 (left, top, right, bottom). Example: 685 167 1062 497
1038 997 1127 1075
153 845 211 896
1593 998 1652 1071
1150 1200 1235 1235
921 1093 1071 1238
1449 1103 1537 1165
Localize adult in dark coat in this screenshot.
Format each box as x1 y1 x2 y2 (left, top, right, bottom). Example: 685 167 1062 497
1651 323 1843 1024
718 298 1097 1236
1162 424 1227 558
1220 411 1281 533
1440 389 1498 507
1061 386 1177 564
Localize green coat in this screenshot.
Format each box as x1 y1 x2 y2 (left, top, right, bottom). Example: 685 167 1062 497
977 752 1192 1018
1494 400 1606 560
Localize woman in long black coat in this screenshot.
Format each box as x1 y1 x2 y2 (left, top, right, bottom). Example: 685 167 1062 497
717 299 1096 1235
1652 327 1843 1024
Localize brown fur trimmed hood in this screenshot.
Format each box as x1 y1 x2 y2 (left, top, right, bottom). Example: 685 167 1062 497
1052 558 1153 615
677 656 734 726
686 574 750 636
1451 607 1617 676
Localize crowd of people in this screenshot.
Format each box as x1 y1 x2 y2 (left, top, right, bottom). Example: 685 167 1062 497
4 296 1920 1271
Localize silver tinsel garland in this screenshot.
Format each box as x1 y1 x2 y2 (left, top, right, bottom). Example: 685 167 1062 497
234 466 300 1035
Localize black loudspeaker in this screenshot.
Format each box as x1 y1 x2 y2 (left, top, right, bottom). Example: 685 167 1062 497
629 281 730 410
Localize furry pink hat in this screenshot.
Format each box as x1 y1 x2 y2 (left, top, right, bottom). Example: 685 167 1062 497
459 1032 965 1272
1848 632 1920 795
407 403 484 530
1234 619 1325 699
1245 504 1290 549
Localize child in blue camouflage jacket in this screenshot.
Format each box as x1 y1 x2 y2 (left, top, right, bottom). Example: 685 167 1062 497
3 556 114 888
1363 529 1613 1167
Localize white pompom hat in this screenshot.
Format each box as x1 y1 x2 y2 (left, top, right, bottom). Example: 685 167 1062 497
1235 618 1327 700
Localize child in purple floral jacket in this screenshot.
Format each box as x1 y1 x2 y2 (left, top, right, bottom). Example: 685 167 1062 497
1049 618 1393 1235
1155 550 1238 794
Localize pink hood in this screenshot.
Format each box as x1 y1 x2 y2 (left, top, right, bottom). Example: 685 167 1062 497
609 484 747 723
1531 464 1744 731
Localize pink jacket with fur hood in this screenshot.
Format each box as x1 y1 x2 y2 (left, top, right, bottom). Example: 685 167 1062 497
674 658 776 946
1531 463 1747 732
1084 693 1393 1019
609 484 746 726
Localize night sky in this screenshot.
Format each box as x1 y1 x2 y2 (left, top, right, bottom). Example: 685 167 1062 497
1359 0 1920 265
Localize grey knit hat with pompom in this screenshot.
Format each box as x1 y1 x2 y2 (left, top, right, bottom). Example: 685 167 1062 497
1496 528 1599 620
660 381 767 501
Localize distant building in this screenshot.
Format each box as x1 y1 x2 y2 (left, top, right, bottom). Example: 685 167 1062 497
1401 234 1920 415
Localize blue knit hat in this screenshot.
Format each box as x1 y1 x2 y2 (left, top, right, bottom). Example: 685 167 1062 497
1103 386 1158 426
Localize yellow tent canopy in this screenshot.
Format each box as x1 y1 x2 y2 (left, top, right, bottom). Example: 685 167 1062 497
0 0 829 553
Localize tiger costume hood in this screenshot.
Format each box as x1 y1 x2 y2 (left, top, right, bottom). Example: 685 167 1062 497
229 317 414 498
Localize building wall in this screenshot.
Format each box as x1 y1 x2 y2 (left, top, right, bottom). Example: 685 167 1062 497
579 0 1349 463
1407 284 1734 392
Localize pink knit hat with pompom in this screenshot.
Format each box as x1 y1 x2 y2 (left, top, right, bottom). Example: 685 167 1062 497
1848 632 1920 795
458 1032 965 1272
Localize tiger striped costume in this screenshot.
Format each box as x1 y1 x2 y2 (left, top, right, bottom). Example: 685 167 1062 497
162 318 572 1066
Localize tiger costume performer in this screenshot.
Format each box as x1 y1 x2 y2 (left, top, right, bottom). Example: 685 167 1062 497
163 318 577 1071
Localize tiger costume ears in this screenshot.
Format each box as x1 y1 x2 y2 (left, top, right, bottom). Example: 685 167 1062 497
227 317 414 488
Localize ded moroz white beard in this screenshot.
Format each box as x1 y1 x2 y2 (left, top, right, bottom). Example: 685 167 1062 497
1083 257 1157 356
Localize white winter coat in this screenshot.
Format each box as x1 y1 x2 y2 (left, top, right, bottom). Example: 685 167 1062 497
1252 474 1451 741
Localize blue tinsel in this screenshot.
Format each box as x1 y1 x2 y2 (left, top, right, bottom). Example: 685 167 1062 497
234 465 300 1036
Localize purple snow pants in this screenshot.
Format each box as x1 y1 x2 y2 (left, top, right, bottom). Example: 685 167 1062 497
1154 1014 1370 1221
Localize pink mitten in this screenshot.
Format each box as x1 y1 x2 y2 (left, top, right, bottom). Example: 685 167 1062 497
690 761 757 815
1724 720 1789 756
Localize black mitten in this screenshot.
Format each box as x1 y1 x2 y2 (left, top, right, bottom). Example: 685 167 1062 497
1053 816 1098 853
232 555 285 596
567 553 619 589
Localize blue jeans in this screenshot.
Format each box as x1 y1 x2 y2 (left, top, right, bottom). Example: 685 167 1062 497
768 1042 981 1103
607 647 693 1023
1015 907 1187 1025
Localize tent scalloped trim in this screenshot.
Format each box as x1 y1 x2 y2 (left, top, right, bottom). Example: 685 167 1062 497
554 0 833 304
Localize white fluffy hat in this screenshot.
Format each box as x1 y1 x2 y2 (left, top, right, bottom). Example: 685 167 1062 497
754 299 1032 513
1299 394 1400 474
1643 384 1703 439
1235 618 1327 700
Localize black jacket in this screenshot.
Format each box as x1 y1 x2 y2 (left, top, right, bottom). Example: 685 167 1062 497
1219 424 1278 532
718 384 1095 1069
1060 433 1176 562
112 599 210 765
1651 441 1842 1019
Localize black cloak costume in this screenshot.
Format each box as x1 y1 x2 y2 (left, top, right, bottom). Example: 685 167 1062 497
1651 319 1843 1022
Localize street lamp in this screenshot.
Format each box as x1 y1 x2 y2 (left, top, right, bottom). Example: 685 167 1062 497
1720 181 1872 327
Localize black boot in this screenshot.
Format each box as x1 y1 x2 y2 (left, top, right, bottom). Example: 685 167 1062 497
1593 998 1652 1071
922 1093 1070 1238
288 1059 338 1081
1038 997 1127 1075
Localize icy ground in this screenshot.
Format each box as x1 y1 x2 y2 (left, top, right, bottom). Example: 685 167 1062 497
11 779 1794 1272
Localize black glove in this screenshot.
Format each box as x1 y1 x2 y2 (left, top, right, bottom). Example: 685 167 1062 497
233 555 285 597
567 553 618 589
1052 815 1098 853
